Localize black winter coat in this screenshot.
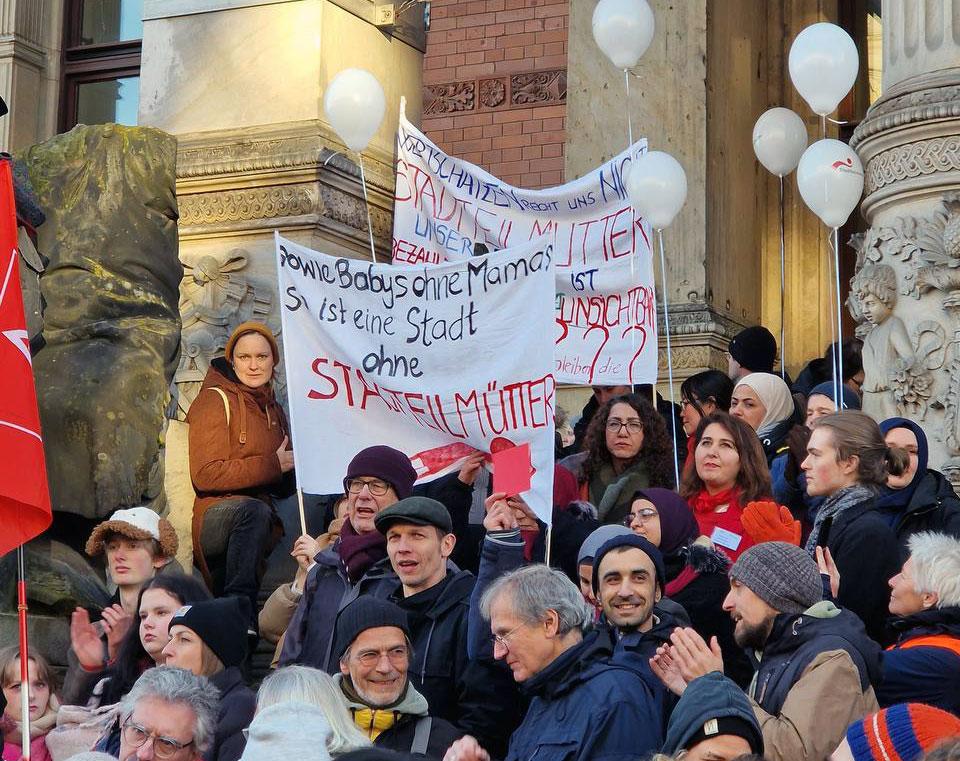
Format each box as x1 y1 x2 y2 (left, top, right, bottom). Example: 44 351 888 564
206 667 256 761
666 545 753 688
817 497 901 644
890 470 960 559
375 714 465 759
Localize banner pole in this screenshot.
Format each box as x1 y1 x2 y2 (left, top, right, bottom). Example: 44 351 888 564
544 522 553 568
657 229 681 488
18 546 31 760
273 231 309 538
779 174 786 381
358 155 378 264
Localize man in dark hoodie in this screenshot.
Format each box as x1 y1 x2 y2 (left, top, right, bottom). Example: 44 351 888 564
651 542 881 761
334 596 464 759
661 671 764 760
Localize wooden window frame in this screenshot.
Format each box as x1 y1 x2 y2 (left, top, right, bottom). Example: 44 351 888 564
59 0 143 132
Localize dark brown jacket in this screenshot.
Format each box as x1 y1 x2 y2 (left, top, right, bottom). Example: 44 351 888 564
187 358 289 567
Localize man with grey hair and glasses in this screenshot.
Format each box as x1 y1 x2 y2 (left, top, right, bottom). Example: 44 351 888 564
117 666 219 761
447 496 664 761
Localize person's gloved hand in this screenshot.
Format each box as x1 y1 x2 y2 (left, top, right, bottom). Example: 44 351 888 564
742 500 801 545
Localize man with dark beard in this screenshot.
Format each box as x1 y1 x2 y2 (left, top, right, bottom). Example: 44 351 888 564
650 542 881 761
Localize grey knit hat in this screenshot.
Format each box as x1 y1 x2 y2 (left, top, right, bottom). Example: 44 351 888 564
729 542 821 614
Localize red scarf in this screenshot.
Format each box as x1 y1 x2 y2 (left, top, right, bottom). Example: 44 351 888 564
690 486 739 514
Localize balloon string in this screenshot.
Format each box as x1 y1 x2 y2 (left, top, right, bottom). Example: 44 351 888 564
820 114 827 140
358 155 378 264
833 227 845 405
625 69 633 148
827 229 840 412
779 174 786 381
657 228 681 489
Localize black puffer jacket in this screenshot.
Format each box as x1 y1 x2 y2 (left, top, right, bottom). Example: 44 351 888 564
890 469 960 558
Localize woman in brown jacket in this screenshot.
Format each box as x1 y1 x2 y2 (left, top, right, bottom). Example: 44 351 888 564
187 321 295 621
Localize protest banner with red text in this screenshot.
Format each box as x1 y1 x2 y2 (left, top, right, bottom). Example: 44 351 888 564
275 233 557 524
392 101 657 385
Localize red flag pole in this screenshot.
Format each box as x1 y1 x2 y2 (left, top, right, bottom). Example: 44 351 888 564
17 545 31 760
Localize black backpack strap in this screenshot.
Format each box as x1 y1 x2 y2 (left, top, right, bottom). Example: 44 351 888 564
411 716 432 756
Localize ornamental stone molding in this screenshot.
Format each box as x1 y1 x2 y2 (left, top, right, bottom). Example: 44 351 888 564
423 68 567 116
178 184 317 227
863 136 960 196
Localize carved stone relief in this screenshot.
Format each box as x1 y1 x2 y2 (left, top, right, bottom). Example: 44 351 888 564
423 69 567 117
423 83 476 115
174 250 275 418
511 70 567 105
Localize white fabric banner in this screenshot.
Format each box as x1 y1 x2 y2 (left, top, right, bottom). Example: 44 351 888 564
275 233 557 524
392 103 658 385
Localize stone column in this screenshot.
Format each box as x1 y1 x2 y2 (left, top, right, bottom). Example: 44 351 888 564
849 0 960 480
0 0 62 151
138 0 425 566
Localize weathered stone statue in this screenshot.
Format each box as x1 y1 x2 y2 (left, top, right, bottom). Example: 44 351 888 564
18 124 182 523
853 263 912 418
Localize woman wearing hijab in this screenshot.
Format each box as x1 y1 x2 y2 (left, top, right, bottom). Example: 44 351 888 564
730 373 799 464
624 488 752 686
878 418 960 557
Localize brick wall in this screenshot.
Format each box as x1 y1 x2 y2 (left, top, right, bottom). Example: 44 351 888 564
422 0 568 189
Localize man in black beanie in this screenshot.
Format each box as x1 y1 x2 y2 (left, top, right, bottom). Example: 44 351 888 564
649 542 882 761
334 596 463 759
727 326 779 381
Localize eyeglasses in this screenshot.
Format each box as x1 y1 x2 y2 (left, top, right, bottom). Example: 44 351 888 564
606 418 643 434
346 478 390 496
122 720 194 759
353 645 409 668
492 622 528 652
623 507 658 526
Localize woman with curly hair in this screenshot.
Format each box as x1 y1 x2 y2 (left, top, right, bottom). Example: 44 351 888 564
557 393 675 525
680 412 776 562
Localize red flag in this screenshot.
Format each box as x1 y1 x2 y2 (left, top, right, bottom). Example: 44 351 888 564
0 158 51 556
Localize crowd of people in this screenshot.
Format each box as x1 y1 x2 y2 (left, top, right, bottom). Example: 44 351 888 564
3 321 960 761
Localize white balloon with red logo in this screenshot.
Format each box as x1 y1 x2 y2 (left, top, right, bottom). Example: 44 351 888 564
796 139 864 228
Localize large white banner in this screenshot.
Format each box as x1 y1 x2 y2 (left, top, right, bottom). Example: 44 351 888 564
392 103 658 385
275 233 557 523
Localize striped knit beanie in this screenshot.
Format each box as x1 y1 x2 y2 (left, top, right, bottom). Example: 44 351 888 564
846 703 960 761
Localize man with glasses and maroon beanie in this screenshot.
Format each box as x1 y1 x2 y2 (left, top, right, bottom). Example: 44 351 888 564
278 445 416 667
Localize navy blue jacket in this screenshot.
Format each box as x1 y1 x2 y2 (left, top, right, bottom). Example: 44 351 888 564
506 630 663 761
879 607 960 714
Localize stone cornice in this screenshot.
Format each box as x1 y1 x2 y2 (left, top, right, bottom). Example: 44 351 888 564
851 68 960 148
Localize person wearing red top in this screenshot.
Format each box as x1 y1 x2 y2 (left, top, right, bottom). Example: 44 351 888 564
680 412 775 562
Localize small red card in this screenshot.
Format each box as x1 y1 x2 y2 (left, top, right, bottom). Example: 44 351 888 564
492 443 532 496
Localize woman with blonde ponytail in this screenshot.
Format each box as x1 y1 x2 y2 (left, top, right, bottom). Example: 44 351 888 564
802 411 907 642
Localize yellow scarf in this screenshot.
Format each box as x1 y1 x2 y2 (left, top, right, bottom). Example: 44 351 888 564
351 708 397 741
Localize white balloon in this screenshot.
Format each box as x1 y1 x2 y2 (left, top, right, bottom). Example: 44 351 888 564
592 0 655 70
626 151 687 230
752 107 808 177
788 22 859 116
323 68 386 152
796 139 864 228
